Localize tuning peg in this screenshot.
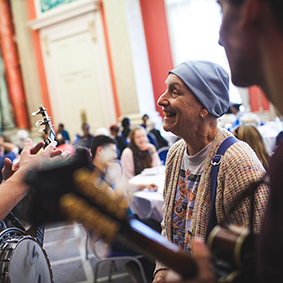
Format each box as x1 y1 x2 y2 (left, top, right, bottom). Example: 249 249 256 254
35 120 44 128
31 105 47 116
31 109 41 116
35 120 43 127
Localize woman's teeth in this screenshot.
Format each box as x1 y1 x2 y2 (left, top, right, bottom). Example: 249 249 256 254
164 111 175 117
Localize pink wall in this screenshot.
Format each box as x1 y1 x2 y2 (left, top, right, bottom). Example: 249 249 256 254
139 0 173 117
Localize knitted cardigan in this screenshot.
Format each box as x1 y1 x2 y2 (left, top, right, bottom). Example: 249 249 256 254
155 127 269 274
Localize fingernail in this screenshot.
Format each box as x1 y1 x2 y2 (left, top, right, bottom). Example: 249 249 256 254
62 151 70 158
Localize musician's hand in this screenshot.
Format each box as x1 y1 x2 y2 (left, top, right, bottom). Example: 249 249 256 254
165 238 216 283
17 139 63 174
1 158 18 181
153 269 168 283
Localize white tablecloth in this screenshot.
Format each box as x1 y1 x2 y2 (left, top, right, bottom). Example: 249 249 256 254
258 121 282 154
129 166 165 222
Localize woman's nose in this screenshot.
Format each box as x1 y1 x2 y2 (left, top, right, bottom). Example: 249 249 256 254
157 91 168 107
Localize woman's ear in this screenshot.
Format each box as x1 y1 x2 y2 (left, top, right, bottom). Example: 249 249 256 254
200 108 208 119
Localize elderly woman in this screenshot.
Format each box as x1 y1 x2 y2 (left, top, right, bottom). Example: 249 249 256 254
153 60 269 283
121 126 161 180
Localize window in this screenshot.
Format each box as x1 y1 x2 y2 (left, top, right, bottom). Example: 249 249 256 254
165 0 242 103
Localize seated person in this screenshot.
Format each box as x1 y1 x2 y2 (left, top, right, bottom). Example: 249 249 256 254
146 119 169 149
141 114 149 129
109 124 127 159
90 135 160 282
233 124 270 170
56 123 70 143
73 123 94 149
121 126 161 180
55 133 75 156
90 135 158 199
121 117 131 141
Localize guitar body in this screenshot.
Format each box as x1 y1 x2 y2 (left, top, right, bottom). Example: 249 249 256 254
208 224 258 283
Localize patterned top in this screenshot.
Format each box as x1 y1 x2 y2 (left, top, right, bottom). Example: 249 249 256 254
154 127 269 274
172 143 211 252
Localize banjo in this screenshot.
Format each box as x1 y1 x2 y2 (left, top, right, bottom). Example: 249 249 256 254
0 105 54 283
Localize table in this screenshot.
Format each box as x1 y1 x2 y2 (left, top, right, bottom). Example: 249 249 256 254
129 166 165 223
258 121 282 154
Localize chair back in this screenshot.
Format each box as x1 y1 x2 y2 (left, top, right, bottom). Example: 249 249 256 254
157 146 170 165
147 132 159 150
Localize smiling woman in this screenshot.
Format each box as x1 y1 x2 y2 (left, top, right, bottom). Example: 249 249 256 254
120 127 161 180
153 60 269 283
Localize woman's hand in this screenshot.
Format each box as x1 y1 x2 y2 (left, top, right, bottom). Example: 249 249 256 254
146 183 158 191
153 270 168 283
137 183 158 191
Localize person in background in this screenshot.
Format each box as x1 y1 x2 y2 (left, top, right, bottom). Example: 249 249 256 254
73 122 94 150
94 127 110 136
217 106 237 129
16 129 29 154
121 117 131 141
233 124 270 170
146 119 169 149
109 124 127 159
90 135 158 199
57 123 70 143
275 130 283 149
164 0 283 282
141 114 149 129
230 103 244 127
0 132 18 183
90 135 160 282
153 60 269 283
121 126 161 180
55 132 75 156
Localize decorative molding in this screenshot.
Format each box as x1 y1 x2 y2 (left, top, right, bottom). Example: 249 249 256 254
42 35 49 55
28 0 100 30
88 20 96 42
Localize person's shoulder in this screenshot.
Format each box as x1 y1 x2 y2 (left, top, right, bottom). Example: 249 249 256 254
171 138 184 149
122 147 132 154
166 139 184 159
121 147 132 159
224 139 265 171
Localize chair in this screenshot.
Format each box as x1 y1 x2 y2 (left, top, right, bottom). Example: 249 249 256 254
157 146 170 165
147 132 159 150
86 234 148 283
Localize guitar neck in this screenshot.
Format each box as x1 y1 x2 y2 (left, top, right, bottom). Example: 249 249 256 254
122 219 197 279
25 154 198 280
59 190 197 280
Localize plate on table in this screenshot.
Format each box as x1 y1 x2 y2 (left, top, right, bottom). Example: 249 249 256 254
141 167 160 176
